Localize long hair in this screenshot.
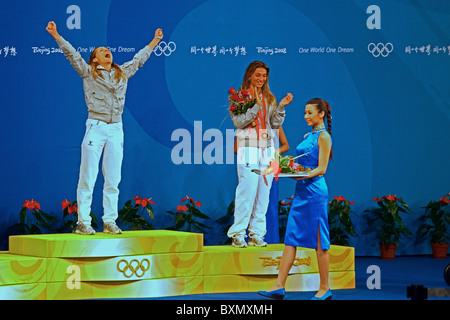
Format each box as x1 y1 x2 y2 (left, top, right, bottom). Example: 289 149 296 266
307 97 333 160
88 48 126 83
240 61 277 107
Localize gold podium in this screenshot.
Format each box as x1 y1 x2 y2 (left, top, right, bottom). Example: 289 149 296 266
0 231 354 299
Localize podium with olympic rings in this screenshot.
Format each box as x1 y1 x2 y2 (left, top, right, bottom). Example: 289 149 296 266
0 231 355 299
1 230 204 299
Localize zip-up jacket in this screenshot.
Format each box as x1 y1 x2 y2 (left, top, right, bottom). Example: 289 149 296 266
230 99 286 149
56 37 153 123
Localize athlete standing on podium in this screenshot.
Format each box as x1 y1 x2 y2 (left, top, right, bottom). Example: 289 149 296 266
46 21 163 235
228 61 293 248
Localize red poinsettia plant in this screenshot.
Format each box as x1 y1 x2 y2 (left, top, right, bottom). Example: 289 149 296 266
279 196 293 216
328 196 358 246
167 195 211 233
228 87 256 115
278 196 294 243
8 199 58 235
418 195 450 244
60 199 99 232
365 194 413 246
118 196 156 230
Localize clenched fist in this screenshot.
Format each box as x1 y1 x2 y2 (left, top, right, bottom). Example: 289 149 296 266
46 21 61 41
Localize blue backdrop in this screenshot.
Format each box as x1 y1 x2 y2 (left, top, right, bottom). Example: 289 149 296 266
0 0 449 255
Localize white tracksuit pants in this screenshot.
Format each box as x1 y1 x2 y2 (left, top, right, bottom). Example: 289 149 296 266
228 146 275 239
77 119 124 226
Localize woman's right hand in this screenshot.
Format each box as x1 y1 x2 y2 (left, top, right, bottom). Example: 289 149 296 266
46 21 61 40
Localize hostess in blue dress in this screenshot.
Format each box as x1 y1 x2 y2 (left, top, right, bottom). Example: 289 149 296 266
284 124 331 250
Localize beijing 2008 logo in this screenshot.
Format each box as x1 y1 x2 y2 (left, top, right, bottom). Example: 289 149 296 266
154 41 177 56
368 42 394 57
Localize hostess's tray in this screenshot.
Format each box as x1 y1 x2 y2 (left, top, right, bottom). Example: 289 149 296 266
251 169 309 178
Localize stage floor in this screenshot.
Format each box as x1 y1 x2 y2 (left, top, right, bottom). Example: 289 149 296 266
146 255 449 300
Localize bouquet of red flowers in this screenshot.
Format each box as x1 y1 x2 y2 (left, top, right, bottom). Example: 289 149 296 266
228 87 256 115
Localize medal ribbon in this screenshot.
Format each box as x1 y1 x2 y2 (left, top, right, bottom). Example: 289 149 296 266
248 87 267 138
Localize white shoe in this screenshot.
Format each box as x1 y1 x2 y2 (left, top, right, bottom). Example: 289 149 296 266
248 235 267 247
103 222 122 234
74 222 95 235
232 235 247 248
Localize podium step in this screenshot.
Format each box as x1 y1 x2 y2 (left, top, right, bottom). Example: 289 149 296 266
204 244 354 275
9 230 203 258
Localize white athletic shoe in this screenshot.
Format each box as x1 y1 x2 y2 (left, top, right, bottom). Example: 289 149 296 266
232 235 247 248
74 222 96 235
103 222 122 234
248 235 267 247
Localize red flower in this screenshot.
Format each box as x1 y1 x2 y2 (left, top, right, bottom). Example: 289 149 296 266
181 195 201 207
241 90 249 96
68 203 78 215
23 200 40 211
181 196 193 203
230 106 236 112
133 196 156 207
61 199 71 210
332 196 354 205
280 201 292 206
438 196 450 205
177 205 188 212
228 87 236 95
231 94 239 101
384 195 396 201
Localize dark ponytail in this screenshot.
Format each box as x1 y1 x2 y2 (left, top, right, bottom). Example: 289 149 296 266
307 98 333 160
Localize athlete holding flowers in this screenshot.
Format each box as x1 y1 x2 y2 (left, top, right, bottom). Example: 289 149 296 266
228 61 293 248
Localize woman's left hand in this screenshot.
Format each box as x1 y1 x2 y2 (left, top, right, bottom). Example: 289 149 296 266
279 93 293 107
290 176 308 181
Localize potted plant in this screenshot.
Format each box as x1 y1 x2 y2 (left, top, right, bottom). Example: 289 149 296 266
365 195 413 259
167 195 211 234
417 196 450 259
118 196 156 230
8 199 58 235
59 199 99 232
328 196 359 246
278 196 293 243
216 200 235 244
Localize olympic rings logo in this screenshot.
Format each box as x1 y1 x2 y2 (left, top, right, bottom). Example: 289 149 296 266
154 41 177 56
117 258 150 278
368 42 394 57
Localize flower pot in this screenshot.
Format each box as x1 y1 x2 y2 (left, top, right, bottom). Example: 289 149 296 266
379 243 397 259
431 243 449 259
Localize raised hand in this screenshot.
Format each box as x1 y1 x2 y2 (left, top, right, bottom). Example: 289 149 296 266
149 28 164 49
279 93 293 107
154 28 163 40
46 21 61 41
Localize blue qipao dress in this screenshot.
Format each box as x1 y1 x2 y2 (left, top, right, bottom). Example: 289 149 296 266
284 124 331 250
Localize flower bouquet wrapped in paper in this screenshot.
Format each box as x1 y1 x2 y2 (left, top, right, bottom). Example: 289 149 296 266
252 151 310 184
